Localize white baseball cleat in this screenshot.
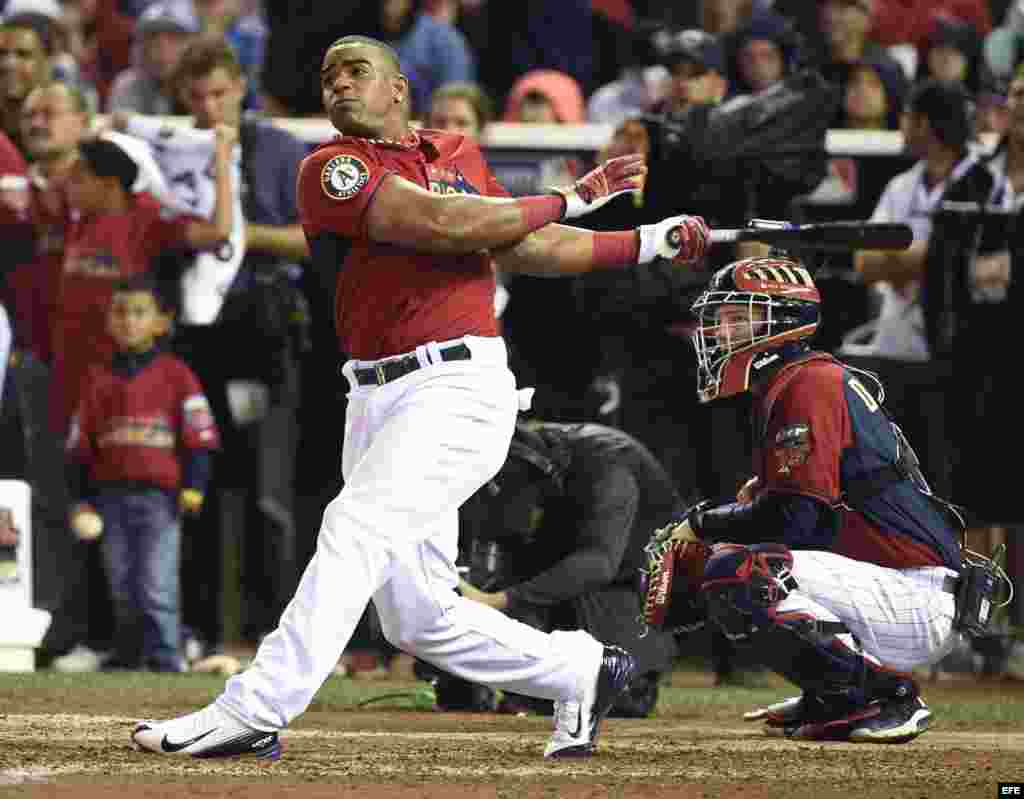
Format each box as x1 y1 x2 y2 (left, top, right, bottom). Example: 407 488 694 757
544 645 637 758
132 702 281 760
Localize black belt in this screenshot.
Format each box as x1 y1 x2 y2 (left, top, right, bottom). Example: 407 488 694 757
351 343 472 386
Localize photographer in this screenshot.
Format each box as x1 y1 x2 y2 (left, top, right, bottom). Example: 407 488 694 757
437 420 683 718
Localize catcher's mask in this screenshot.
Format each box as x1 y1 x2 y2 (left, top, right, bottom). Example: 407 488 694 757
690 256 820 403
462 421 570 541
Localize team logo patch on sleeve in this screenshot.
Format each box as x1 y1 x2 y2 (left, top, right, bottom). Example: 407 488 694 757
321 154 370 200
773 422 812 474
183 394 215 435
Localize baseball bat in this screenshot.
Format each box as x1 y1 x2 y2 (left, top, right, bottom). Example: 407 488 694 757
668 221 913 253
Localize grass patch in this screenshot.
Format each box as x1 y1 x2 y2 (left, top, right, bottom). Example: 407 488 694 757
1 668 1022 728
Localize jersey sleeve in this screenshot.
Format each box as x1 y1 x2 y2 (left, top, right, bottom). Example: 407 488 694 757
0 131 30 226
459 134 510 198
760 370 848 504
177 364 221 451
297 142 393 238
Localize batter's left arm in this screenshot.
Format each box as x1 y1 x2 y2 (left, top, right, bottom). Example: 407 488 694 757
491 214 709 276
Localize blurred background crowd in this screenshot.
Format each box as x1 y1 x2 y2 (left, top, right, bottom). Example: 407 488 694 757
0 0 1021 689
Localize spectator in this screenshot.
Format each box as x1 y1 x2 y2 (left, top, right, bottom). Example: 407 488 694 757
50 129 236 435
141 35 310 651
189 0 266 110
851 79 974 361
648 28 729 118
503 69 586 124
976 79 1011 136
917 13 984 92
380 0 476 117
501 69 585 191
66 274 220 671
729 12 801 96
586 22 670 126
425 80 493 138
6 80 88 364
840 58 907 130
59 0 138 110
812 0 908 125
106 1 199 115
0 12 55 152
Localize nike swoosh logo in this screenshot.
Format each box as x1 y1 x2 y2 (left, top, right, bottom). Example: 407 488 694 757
568 705 583 738
161 728 217 753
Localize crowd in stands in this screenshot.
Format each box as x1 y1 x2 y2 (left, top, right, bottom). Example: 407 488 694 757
0 0 1021 681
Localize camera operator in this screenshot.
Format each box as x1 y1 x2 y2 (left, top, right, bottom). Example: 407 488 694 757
434 420 683 718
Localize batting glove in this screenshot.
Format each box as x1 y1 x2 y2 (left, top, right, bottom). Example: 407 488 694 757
551 154 646 219
638 215 711 265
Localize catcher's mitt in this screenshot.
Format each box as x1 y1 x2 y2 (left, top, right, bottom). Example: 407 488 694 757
637 521 711 636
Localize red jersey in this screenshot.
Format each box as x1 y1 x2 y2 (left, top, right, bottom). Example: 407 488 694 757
297 128 503 359
68 353 220 493
50 193 196 432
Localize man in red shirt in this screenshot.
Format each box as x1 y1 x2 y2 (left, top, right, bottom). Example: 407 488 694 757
51 130 236 435
132 34 711 761
7 80 88 366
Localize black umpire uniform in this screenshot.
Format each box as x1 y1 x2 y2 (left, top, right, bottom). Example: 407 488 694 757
441 420 682 717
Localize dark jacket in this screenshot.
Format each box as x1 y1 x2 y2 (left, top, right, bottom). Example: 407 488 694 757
477 423 684 674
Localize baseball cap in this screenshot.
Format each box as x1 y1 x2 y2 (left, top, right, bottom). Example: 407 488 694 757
135 1 200 37
652 28 725 74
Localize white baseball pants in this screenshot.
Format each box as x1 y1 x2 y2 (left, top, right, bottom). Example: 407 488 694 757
219 335 603 730
779 550 958 671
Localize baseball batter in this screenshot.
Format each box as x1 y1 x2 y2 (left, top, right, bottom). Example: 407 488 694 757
131 34 711 760
641 256 963 743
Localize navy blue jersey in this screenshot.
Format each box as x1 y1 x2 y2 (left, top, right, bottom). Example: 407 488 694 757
755 354 960 570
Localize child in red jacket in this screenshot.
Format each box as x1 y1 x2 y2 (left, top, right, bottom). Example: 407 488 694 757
67 274 220 671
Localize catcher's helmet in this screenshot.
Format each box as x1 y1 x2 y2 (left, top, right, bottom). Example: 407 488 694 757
690 256 820 402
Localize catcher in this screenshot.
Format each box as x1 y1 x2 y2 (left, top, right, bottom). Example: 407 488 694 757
639 255 1007 743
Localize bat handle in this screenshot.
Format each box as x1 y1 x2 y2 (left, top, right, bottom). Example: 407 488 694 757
665 227 740 248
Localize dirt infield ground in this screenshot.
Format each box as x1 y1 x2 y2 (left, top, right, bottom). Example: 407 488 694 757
0 671 1021 799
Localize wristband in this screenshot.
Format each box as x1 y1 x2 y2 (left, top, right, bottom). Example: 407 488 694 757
516 195 565 231
592 231 640 269
637 224 662 264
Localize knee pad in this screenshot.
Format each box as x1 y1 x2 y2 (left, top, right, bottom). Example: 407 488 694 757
700 543 795 643
702 544 915 709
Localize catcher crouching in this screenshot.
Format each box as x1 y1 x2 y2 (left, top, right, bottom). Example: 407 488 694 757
639 256 988 743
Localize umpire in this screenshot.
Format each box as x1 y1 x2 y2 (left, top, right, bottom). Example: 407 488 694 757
448 419 682 717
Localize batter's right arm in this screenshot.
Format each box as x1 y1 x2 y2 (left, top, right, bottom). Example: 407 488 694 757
363 155 646 255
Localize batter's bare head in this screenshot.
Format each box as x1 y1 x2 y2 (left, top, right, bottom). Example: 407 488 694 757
321 35 409 140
